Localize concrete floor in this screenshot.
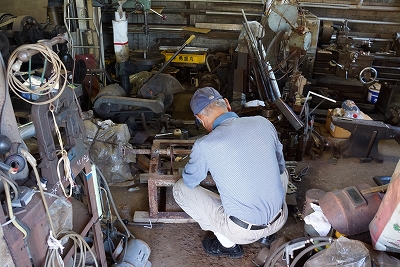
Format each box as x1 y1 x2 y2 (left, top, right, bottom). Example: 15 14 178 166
109 118 400 266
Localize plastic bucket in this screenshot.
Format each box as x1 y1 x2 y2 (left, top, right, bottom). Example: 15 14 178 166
367 87 380 103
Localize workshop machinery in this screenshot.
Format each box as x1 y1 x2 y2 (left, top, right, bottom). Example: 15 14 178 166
1 35 107 266
257 2 400 122
0 13 66 54
113 0 167 95
319 183 382 236
92 25 192 128
92 82 172 126
307 13 400 118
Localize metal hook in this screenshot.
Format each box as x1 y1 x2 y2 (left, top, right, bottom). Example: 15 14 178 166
144 219 153 229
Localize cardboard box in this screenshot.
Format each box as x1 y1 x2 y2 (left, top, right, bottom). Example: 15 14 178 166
325 109 372 138
325 109 351 138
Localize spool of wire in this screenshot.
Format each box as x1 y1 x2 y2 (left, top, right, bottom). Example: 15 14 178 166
7 42 67 105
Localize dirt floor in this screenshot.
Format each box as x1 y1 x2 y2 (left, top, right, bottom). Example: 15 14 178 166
109 119 400 267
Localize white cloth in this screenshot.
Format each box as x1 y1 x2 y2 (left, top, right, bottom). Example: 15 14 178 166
112 11 129 62
244 100 266 107
304 203 331 236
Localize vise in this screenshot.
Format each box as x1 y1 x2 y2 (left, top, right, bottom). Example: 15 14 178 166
332 116 400 162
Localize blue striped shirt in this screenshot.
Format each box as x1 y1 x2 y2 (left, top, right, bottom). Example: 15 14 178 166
183 112 285 225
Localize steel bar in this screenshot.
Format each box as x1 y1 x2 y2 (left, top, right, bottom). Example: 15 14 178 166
148 35 195 80
242 12 275 101
244 32 270 101
300 3 400 12
242 9 303 130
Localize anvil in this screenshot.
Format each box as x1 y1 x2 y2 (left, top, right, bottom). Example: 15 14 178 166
332 116 400 162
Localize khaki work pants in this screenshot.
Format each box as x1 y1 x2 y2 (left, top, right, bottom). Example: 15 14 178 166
173 169 289 245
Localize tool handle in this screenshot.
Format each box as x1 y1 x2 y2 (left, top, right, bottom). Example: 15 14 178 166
361 184 389 195
150 8 167 20
143 34 196 87
185 34 196 45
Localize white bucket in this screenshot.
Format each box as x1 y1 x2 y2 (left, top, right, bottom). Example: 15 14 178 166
367 87 380 103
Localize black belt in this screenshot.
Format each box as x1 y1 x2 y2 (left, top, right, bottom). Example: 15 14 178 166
229 209 282 230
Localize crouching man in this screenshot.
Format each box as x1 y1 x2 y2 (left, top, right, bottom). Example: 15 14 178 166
173 87 289 258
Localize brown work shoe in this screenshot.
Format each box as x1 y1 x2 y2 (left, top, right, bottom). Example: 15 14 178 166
202 236 244 258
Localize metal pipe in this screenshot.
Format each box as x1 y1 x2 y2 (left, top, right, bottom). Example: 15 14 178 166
141 34 195 87
153 0 263 3
18 122 36 140
242 9 303 131
321 17 400 26
300 2 400 12
332 36 393 42
206 11 262 16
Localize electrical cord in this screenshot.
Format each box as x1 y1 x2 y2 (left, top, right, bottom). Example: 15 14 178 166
95 163 133 263
289 241 332 267
103 217 128 264
21 148 99 267
20 148 56 234
35 190 67 201
44 229 99 267
1 179 28 238
0 169 21 230
7 42 67 105
95 164 134 239
49 103 75 198
100 187 111 216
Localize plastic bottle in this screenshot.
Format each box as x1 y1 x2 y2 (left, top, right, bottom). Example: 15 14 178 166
342 100 363 119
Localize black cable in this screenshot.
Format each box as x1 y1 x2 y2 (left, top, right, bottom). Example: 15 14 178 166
97 164 130 264
290 241 332 267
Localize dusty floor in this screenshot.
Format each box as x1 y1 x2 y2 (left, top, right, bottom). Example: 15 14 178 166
109 120 400 267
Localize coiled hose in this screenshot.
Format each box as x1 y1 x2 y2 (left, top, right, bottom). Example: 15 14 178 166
263 236 335 267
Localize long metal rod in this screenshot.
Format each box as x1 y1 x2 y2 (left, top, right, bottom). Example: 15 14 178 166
244 37 269 101
299 91 336 118
320 17 400 26
300 2 400 11
241 13 270 97
141 34 195 88
242 9 303 130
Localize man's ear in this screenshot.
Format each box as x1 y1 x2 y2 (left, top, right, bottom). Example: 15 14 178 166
196 115 204 126
224 98 232 112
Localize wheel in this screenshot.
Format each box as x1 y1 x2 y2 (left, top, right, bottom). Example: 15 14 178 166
359 67 377 84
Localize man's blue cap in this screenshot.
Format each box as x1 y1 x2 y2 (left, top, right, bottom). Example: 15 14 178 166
190 87 223 115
